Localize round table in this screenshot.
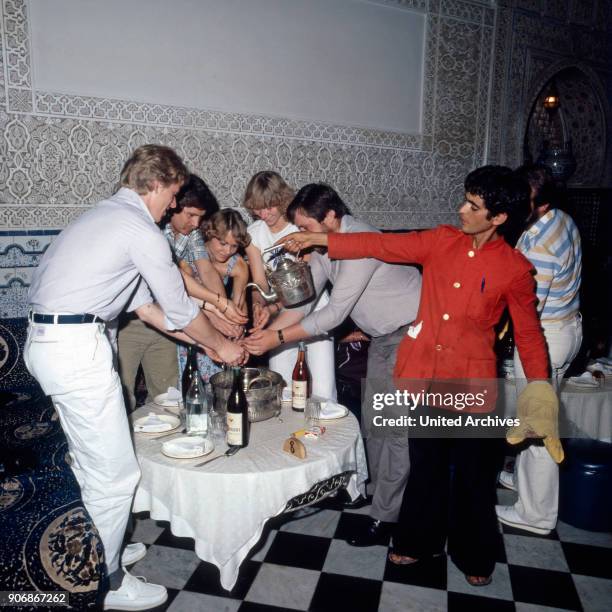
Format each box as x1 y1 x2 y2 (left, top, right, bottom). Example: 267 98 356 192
131 404 367 590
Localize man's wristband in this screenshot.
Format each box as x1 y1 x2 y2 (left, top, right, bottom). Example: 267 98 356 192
277 329 285 345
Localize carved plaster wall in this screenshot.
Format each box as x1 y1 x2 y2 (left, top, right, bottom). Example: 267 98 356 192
488 0 612 187
1 0 610 320
0 0 497 231
0 0 497 318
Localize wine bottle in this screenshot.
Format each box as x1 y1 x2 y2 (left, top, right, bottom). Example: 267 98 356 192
291 341 311 412
185 367 209 436
226 367 249 448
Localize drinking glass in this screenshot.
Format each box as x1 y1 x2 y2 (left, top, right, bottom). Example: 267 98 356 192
209 410 227 445
305 398 320 431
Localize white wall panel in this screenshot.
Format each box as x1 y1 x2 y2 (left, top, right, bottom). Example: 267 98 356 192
29 0 425 133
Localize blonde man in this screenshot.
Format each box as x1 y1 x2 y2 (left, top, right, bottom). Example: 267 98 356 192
25 145 245 611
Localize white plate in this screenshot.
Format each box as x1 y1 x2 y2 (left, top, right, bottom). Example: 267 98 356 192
154 392 181 408
319 406 349 421
162 436 214 459
134 413 181 433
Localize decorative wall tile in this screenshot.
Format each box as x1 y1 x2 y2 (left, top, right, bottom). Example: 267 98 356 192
440 0 484 23
2 0 31 88
0 231 58 319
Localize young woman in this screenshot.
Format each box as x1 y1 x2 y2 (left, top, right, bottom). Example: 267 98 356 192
243 171 336 400
178 208 250 383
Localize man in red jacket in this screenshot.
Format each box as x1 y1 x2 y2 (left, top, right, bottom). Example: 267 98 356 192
276 166 550 587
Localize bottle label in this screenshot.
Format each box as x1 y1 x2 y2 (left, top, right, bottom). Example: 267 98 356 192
292 381 307 411
226 412 243 445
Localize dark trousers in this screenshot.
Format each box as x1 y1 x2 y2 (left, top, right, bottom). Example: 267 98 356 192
393 422 504 577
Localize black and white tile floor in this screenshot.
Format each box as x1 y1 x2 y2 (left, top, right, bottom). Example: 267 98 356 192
119 487 612 612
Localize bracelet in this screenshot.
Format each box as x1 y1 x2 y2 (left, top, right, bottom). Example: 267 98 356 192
221 298 229 314
277 329 285 345
215 293 221 305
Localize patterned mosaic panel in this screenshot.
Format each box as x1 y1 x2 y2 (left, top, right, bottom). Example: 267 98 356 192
488 0 612 185
0 231 58 319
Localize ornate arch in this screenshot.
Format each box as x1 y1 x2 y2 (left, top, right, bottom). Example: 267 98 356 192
521 60 610 185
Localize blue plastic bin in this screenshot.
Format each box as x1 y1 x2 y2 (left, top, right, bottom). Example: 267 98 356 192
559 438 612 532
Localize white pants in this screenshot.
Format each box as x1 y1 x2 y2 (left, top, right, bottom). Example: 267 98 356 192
24 321 141 573
512 315 583 529
269 290 337 400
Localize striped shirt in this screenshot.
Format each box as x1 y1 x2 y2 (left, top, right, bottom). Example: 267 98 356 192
516 208 581 323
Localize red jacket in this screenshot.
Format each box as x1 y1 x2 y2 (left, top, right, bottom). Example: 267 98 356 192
329 226 550 411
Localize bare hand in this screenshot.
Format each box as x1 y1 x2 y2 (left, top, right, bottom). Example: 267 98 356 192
242 328 277 356
223 299 248 325
274 231 324 253
204 310 244 338
205 300 247 326
205 340 248 366
339 330 370 343
252 302 272 331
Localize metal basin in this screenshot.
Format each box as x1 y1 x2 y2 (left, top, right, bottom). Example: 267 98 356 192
209 367 284 422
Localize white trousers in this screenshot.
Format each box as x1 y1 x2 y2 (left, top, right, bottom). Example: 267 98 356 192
512 315 583 529
24 321 141 574
269 290 337 400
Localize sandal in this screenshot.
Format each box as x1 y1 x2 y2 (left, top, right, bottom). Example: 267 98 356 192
465 574 492 587
388 552 419 565
388 551 444 566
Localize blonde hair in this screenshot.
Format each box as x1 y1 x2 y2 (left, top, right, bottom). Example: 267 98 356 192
120 145 189 194
243 171 295 215
204 209 251 249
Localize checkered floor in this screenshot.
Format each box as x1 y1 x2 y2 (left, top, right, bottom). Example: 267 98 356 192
119 486 612 612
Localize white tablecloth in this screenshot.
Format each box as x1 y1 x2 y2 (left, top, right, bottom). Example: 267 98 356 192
501 379 612 443
131 404 367 590
559 379 612 443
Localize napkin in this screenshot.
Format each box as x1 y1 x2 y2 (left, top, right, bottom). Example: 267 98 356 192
588 360 612 374
166 386 182 401
568 372 599 387
163 438 204 456
320 400 349 419
136 412 172 433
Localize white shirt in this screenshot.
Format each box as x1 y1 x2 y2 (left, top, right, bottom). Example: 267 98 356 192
29 188 199 329
247 219 298 266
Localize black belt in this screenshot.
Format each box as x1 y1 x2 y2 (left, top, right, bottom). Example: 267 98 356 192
29 312 105 325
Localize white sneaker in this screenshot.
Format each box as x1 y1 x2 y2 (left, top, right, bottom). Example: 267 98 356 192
495 504 551 535
498 470 516 491
104 570 167 611
121 543 147 566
